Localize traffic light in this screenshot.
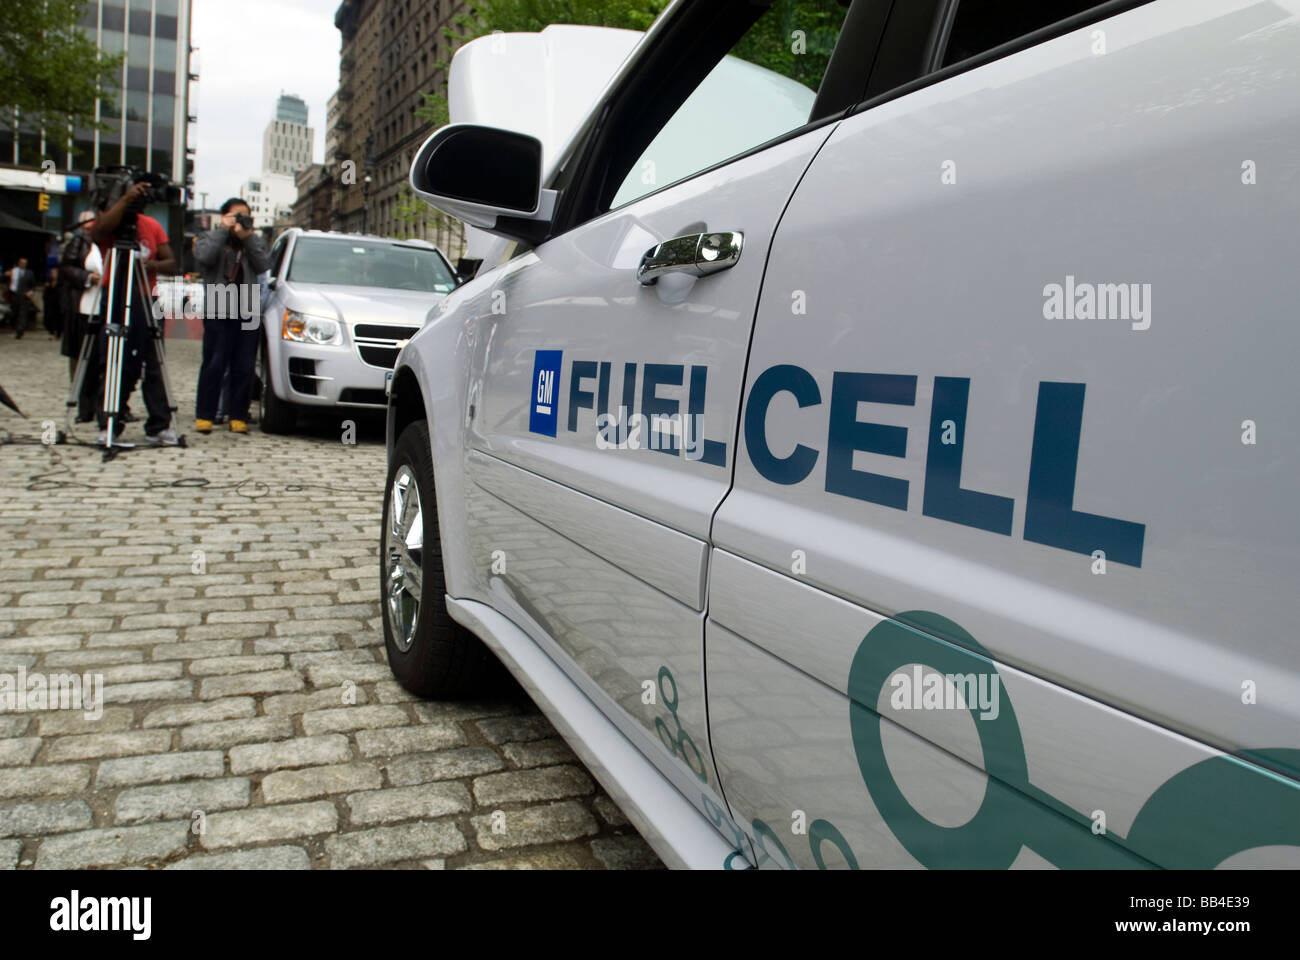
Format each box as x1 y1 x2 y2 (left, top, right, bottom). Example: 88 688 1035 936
36 193 50 212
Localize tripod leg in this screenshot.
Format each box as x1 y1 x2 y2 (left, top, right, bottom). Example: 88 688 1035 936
100 247 138 453
135 258 180 433
65 321 98 433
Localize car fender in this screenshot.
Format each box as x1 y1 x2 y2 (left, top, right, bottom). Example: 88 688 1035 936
388 271 499 604
260 318 289 403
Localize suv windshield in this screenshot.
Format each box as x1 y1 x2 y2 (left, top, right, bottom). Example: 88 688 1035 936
286 238 457 293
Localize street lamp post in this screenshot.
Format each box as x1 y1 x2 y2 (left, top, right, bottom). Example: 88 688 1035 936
361 132 374 236
362 173 372 235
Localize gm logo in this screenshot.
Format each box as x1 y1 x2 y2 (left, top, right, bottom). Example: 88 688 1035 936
528 349 562 437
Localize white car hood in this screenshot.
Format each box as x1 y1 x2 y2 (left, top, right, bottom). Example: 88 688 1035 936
286 284 445 329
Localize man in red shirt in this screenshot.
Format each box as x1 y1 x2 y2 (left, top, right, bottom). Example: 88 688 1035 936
91 181 179 446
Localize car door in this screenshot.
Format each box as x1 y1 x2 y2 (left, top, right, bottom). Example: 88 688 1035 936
707 0 1300 868
459 0 888 841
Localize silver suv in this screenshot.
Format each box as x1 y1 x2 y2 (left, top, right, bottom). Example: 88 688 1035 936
258 229 458 433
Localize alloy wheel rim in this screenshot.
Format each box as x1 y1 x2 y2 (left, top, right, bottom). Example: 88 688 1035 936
384 465 423 652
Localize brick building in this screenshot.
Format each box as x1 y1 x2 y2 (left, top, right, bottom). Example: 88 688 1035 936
291 163 338 233
333 0 467 258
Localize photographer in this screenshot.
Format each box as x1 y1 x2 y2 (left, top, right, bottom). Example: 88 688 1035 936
193 198 268 435
92 180 179 445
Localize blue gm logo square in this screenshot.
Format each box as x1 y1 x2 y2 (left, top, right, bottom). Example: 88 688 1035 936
528 349 563 437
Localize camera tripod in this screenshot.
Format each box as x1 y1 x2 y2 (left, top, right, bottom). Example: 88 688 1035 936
65 239 186 461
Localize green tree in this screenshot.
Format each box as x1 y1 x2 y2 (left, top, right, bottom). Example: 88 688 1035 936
732 0 846 91
0 0 123 135
392 181 443 239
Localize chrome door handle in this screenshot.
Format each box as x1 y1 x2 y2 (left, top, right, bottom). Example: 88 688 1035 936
637 231 743 285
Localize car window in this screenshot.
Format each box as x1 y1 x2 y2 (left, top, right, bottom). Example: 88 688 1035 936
608 0 853 210
941 0 1113 67
286 238 457 293
269 237 288 278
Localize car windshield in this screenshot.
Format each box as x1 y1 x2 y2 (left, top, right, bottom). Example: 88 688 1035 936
286 238 457 293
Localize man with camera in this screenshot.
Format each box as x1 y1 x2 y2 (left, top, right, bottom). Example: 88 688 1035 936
193 198 269 435
91 180 179 445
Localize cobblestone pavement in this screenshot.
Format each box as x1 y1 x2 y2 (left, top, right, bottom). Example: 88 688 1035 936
0 332 662 870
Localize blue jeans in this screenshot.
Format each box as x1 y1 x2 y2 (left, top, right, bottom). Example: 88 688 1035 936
196 319 257 421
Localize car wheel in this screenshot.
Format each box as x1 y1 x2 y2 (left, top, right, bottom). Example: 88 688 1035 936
382 420 496 697
258 339 297 434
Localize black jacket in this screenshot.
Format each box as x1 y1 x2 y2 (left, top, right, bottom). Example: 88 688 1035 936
58 232 98 357
58 232 96 293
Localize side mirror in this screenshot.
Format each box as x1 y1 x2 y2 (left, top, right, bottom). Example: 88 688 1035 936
410 124 555 243
455 257 483 284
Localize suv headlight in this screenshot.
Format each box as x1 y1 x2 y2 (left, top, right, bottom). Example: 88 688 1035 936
282 309 342 346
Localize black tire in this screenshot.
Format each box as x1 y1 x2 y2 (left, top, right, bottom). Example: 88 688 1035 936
381 420 496 697
259 340 297 434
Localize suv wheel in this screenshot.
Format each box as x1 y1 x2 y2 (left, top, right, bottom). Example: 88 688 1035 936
259 340 297 434
382 420 496 697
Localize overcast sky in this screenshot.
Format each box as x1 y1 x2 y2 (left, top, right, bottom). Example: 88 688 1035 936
191 0 341 207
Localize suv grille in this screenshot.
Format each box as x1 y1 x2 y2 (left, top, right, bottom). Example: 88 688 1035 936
354 324 419 371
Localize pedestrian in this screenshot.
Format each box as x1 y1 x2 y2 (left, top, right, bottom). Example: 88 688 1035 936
45 236 60 285
193 198 269 434
3 257 36 339
59 210 104 422
42 271 62 337
91 182 180 446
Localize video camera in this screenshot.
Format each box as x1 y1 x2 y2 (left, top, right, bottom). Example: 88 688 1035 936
90 166 183 214
90 166 182 248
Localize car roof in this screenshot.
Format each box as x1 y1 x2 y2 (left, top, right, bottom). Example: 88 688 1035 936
280 228 440 250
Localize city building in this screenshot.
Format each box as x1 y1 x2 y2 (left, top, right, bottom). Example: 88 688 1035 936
333 0 467 258
291 163 337 233
324 90 341 169
240 173 297 230
262 93 314 176
0 0 196 268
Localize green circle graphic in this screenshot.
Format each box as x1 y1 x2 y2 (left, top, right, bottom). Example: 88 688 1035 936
847 612 1300 869
848 612 1029 869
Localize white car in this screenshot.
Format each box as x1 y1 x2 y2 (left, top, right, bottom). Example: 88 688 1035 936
257 229 457 433
382 0 1300 870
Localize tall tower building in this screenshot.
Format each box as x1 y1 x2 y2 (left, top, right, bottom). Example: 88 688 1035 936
262 93 313 176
